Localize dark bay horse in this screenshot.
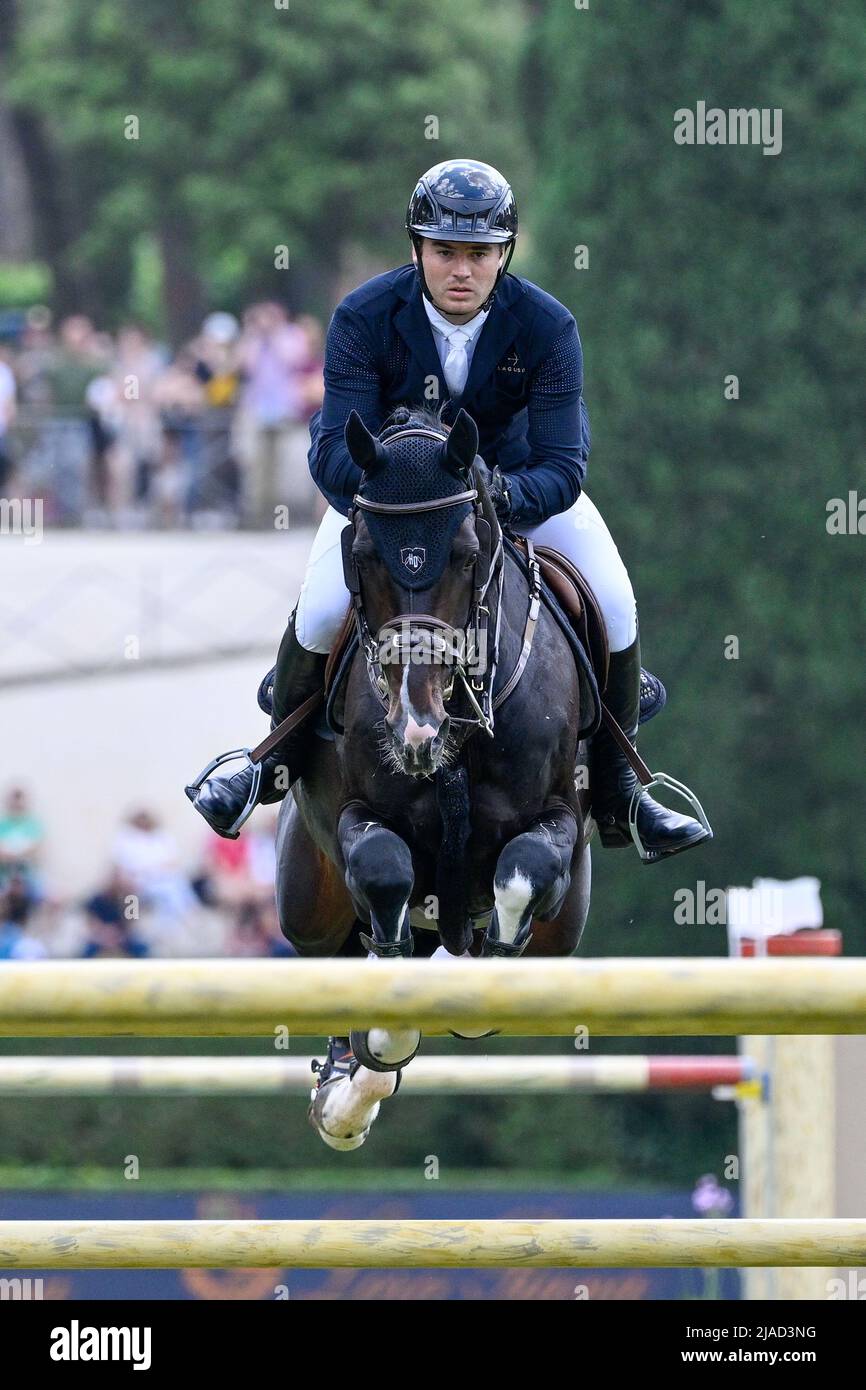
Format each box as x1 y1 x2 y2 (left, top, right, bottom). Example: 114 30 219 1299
275 405 592 1138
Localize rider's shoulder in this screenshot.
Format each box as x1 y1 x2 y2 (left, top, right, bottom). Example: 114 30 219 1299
503 273 578 338
331 265 577 343
336 265 417 319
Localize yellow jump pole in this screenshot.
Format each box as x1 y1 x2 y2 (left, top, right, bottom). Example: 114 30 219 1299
0 1219 864 1269
0 958 864 1036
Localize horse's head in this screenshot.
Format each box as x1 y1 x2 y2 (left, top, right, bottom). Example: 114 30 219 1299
344 404 496 777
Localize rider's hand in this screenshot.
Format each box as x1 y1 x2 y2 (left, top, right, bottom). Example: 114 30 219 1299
473 456 512 523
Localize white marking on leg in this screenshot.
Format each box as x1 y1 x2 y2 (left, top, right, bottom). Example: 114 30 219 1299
318 1068 397 1146
364 897 411 960
494 868 534 946
366 1028 421 1065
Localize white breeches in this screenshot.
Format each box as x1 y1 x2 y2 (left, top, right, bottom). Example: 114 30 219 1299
295 492 637 656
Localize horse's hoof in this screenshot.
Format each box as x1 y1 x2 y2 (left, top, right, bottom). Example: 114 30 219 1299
350 1028 421 1072
307 1081 377 1151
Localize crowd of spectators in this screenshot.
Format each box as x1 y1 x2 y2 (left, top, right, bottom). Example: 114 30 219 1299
0 302 326 529
0 785 294 960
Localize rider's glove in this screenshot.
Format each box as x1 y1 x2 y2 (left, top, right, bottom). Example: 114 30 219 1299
473 456 512 524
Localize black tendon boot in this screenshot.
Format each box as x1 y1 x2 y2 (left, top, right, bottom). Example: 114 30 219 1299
590 630 712 863
185 610 327 839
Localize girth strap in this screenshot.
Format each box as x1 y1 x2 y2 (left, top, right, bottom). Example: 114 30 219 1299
491 537 541 709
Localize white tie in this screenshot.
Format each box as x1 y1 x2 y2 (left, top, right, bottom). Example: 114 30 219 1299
442 326 471 398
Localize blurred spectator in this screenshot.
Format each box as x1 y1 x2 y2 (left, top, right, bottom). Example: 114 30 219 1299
0 342 17 491
188 312 242 522
0 878 48 960
2 298 331 529
14 305 56 408
81 920 150 958
294 314 328 522
0 786 44 898
81 867 150 957
236 302 316 527
247 809 278 897
83 865 140 928
225 897 295 957
111 808 198 925
259 898 294 956
84 371 122 515
197 832 254 910
193 807 277 911
112 325 167 518
294 314 326 420
151 348 205 525
0 797 287 960
47 315 107 405
40 315 109 522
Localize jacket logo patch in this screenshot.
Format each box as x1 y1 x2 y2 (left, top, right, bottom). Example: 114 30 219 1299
401 546 426 573
497 349 525 375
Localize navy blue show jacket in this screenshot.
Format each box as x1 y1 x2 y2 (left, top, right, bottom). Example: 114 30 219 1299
308 263 590 528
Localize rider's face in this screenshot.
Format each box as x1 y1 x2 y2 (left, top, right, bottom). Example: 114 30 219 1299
414 239 504 322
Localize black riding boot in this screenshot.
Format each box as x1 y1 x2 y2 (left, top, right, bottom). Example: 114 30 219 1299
590 630 712 863
185 611 327 839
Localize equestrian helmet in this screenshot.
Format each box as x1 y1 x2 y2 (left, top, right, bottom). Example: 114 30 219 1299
406 159 517 307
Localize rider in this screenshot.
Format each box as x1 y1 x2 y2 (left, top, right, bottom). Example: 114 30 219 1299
186 158 710 866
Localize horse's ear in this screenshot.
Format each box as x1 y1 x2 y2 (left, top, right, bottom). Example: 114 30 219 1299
443 408 479 481
345 410 386 474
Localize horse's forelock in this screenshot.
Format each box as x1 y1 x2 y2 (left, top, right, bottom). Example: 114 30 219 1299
379 403 449 443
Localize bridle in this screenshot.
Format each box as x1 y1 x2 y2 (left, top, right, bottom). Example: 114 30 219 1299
340 425 541 744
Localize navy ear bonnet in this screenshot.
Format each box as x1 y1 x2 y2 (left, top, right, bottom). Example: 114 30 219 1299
357 422 474 592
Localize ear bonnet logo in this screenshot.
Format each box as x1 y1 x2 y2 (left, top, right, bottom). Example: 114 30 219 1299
401 547 427 573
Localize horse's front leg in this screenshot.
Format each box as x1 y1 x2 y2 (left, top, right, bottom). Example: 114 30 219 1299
337 801 421 1071
481 804 579 958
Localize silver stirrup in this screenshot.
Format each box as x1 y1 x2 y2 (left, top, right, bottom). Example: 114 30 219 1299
186 747 262 838
628 772 713 862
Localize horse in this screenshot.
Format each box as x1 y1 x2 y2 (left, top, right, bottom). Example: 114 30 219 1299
275 404 593 1146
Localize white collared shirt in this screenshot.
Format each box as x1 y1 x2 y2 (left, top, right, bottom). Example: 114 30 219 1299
422 294 490 398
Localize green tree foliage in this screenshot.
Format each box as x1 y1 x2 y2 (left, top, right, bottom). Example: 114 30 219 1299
527 0 866 956
6 0 527 336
